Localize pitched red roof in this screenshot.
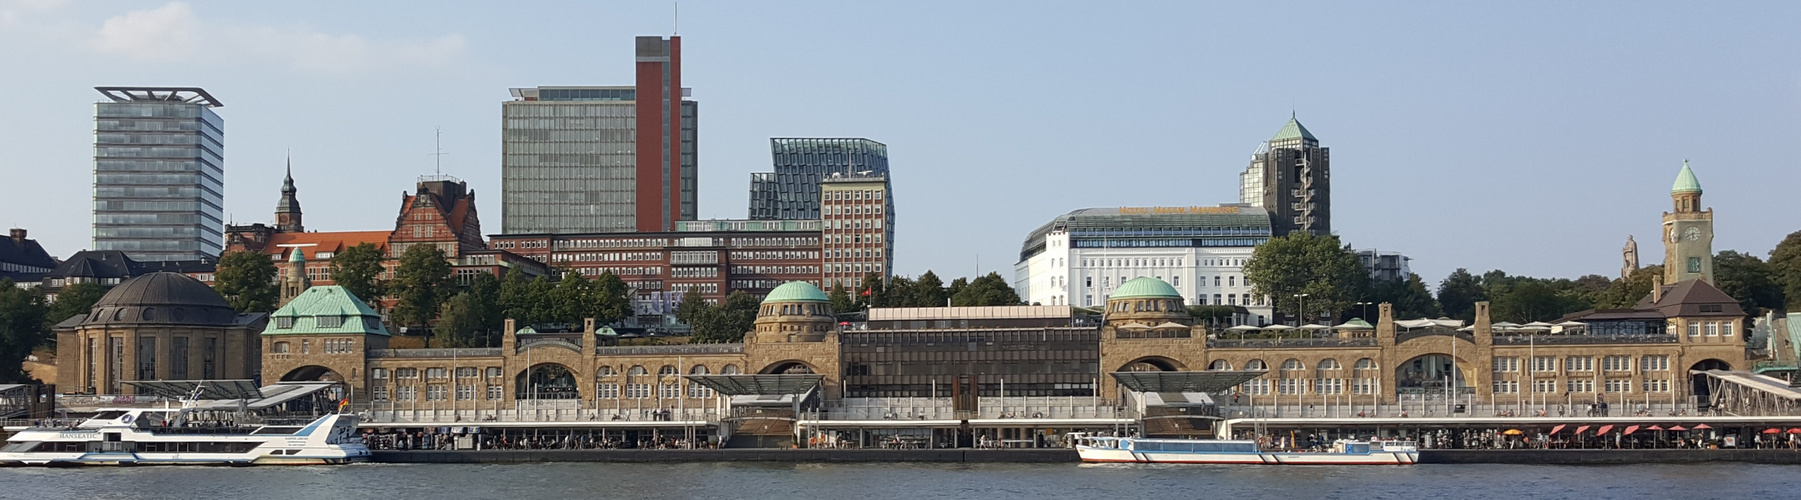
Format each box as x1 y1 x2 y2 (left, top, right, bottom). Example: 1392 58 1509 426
264 231 392 260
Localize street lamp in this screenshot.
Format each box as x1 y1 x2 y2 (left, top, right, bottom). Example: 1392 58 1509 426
1293 293 1310 329
1354 302 1373 321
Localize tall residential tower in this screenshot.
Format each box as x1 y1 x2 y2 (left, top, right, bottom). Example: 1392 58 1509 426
92 87 225 261
1239 115 1330 237
501 36 696 234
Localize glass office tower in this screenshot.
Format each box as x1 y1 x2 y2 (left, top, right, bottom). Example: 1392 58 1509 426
749 138 889 220
92 87 225 261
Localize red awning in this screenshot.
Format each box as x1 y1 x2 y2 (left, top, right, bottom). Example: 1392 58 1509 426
1647 425 1664 431
1549 424 1567 435
1597 425 1614 435
1763 428 1783 434
1788 428 1801 434
1575 425 1592 435
1693 424 1713 430
1623 425 1640 435
1668 425 1689 431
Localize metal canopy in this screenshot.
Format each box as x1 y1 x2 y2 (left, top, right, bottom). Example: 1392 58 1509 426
95 87 223 107
684 374 823 396
1109 371 1267 394
123 380 263 401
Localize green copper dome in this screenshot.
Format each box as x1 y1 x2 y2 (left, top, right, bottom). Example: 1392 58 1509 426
762 281 829 304
1111 277 1181 300
1671 160 1702 194
1271 114 1316 142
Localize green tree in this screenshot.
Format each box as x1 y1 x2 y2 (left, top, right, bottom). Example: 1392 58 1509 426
673 286 709 327
432 291 483 348
523 276 555 324
1601 265 1663 308
0 280 47 383
329 242 387 304
914 271 947 308
828 281 857 314
1369 273 1442 320
466 271 503 345
1436 268 1486 321
887 276 917 307
547 272 595 325
497 268 533 324
855 272 885 309
1715 250 1785 319
389 245 453 331
591 271 633 324
1186 305 1237 326
1770 230 1801 311
947 277 969 304
44 281 107 340
1242 233 1366 324
214 250 278 313
690 291 759 343
1489 277 1564 323
950 272 1021 306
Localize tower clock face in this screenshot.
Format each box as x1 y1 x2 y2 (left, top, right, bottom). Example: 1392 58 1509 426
1684 227 1701 241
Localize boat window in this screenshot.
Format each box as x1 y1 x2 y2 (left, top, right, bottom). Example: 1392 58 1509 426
0 442 35 452
92 410 129 420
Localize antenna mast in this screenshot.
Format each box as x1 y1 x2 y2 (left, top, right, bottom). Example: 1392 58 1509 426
428 128 450 179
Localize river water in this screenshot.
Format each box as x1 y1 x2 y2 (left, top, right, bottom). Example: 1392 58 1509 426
0 462 1789 499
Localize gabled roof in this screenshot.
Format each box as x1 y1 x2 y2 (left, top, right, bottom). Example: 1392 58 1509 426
264 231 391 260
1648 279 1744 318
265 285 389 336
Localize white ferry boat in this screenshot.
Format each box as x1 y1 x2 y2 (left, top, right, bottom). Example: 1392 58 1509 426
1075 435 1418 465
0 408 369 466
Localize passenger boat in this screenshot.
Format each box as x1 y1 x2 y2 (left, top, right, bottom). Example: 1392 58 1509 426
1074 435 1418 465
0 408 369 466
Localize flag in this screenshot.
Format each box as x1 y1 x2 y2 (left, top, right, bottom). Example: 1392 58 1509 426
337 398 350 412
861 288 872 297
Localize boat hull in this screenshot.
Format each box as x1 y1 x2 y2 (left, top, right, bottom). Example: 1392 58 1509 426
1078 446 1417 465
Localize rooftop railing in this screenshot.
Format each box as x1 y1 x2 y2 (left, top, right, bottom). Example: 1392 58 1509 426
1491 334 1678 345
368 348 504 359
1209 337 1377 348
594 344 745 355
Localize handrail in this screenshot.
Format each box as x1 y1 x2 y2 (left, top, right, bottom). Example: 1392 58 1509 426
368 348 504 358
594 344 744 355
1491 334 1677 345
1209 337 1377 348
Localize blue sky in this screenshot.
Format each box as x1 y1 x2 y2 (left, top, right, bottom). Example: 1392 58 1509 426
2 1 1797 287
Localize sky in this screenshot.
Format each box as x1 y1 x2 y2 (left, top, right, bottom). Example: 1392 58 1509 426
2 1 1798 289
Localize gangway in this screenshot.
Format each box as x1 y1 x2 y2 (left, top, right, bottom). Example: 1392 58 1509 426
1692 370 1801 416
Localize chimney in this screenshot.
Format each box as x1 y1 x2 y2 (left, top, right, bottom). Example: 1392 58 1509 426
8 228 23 244
1652 274 1665 303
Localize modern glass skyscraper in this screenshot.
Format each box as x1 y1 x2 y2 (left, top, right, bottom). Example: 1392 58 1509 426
749 138 889 220
1238 115 1330 237
501 36 697 235
92 87 225 261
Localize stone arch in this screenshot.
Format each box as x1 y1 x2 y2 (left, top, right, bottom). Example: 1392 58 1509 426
760 360 817 374
1689 358 1733 403
281 365 344 382
1395 354 1475 393
1244 359 1267 371
515 363 579 400
1118 356 1184 372
1208 359 1231 371
721 364 743 375
1317 358 1342 371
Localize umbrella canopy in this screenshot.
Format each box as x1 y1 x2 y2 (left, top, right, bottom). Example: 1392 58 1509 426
1624 425 1640 435
1647 425 1663 431
1520 321 1555 332
1299 324 1330 330
1667 425 1688 431
1788 428 1801 434
1502 429 1523 435
1334 318 1375 330
1456 326 1475 332
1226 325 1260 331
1550 424 1567 435
1263 325 1294 331
1575 425 1591 435
1763 428 1783 434
1491 322 1523 328
1693 424 1712 430
1597 425 1614 435
1554 321 1587 327
1119 323 1150 329
1152 322 1188 329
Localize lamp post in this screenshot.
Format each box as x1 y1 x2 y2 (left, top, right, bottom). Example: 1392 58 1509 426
1354 302 1373 321
1293 293 1310 329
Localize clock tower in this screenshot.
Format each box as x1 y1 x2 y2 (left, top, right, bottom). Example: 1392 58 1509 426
1663 160 1713 285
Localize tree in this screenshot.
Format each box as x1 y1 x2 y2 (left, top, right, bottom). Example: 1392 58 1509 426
1242 233 1366 324
214 250 278 313
855 272 885 309
1369 273 1442 320
591 271 633 324
432 291 483 348
1770 230 1801 311
1186 305 1237 326
914 271 947 308
547 272 596 325
466 272 503 345
1436 269 1486 322
1489 278 1563 323
673 286 709 327
828 281 856 314
947 278 969 304
389 245 453 331
1715 250 1785 319
497 268 534 325
690 291 760 343
886 276 917 307
43 281 107 343
950 272 1021 306
1601 265 1662 309
330 243 387 304
0 280 47 383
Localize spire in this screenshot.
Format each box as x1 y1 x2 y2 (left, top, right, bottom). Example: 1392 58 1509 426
1271 115 1316 142
1671 159 1702 194
282 156 295 193
275 155 304 232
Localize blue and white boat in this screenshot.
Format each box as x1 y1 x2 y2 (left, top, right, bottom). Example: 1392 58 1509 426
1075 435 1418 465
0 407 369 466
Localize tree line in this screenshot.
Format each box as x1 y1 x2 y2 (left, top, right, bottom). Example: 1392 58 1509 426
1245 230 1801 327
671 271 1024 344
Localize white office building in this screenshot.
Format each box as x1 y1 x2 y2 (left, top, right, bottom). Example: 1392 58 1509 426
1014 205 1275 325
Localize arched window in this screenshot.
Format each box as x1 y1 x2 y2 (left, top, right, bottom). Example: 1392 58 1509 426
1354 358 1377 370
721 364 742 375
658 365 677 377
595 366 615 378
690 365 709 375
1244 359 1267 371
1318 359 1342 370
1208 359 1231 371
1281 359 1303 371
627 366 648 376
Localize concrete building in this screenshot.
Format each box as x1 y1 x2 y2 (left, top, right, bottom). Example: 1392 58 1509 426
749 138 890 221
501 36 697 234
819 174 892 288
1014 205 1273 324
1239 115 1330 237
92 87 225 261
53 272 265 395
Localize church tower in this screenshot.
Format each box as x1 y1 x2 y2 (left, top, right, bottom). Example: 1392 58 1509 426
1662 160 1713 285
275 160 303 233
